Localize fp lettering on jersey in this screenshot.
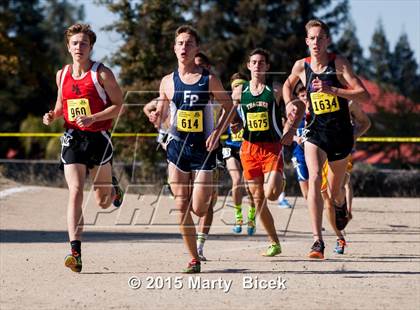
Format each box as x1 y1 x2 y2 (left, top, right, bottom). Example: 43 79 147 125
184 90 199 106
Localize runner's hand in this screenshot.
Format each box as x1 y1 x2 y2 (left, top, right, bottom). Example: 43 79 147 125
75 115 94 128
43 110 55 125
149 110 160 128
205 131 219 152
230 122 242 133
312 77 334 94
281 129 295 146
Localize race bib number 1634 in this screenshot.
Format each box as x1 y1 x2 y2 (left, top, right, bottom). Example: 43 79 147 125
310 92 340 115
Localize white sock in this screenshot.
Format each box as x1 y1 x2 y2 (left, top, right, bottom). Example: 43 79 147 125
279 192 285 201
197 232 207 250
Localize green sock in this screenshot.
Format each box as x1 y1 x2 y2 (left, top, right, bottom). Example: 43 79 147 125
248 206 256 221
234 204 243 221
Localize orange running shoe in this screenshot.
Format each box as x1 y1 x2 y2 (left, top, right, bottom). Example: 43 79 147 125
308 240 325 259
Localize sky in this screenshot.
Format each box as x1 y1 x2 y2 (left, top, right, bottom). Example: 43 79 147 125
81 0 420 74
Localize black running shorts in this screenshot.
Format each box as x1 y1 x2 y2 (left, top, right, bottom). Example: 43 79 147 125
305 129 353 162
60 129 113 169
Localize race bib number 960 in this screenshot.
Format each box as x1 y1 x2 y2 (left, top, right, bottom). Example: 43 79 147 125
67 98 91 121
247 111 269 132
177 110 203 132
310 92 340 115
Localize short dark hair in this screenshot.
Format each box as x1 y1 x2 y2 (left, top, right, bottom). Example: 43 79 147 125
195 52 210 66
294 82 306 96
305 19 330 38
248 48 270 63
175 25 200 45
64 23 96 46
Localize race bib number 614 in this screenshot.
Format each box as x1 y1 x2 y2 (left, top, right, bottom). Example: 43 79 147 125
177 110 203 132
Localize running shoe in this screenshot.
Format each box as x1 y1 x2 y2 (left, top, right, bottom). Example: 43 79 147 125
112 176 124 208
335 201 349 230
262 243 282 257
278 198 292 208
182 258 201 273
64 249 82 273
232 219 243 233
308 240 325 259
334 238 346 255
247 219 256 236
197 248 207 261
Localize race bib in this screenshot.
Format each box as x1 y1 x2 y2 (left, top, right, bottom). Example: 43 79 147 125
310 92 340 115
247 111 269 132
177 110 203 132
67 98 91 121
231 128 244 142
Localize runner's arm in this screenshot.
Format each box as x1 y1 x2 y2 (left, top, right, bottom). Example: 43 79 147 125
206 75 235 151
229 84 243 133
92 65 124 122
152 75 171 129
282 61 306 145
43 70 64 125
349 101 371 139
333 56 370 102
143 98 158 118
283 59 305 105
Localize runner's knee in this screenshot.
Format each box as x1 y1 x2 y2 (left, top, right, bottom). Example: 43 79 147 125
68 186 83 200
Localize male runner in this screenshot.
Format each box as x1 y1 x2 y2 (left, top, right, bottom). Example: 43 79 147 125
232 48 304 256
283 19 370 259
224 73 257 235
150 26 234 272
42 24 124 272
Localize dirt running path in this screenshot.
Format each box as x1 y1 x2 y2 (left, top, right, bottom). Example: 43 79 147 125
1 187 419 309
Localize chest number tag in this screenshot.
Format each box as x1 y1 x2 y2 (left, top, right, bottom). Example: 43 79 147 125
177 110 203 132
67 98 91 121
247 111 269 132
231 128 244 142
310 92 340 115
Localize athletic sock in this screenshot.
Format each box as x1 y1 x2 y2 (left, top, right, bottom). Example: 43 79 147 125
70 240 81 255
234 204 243 221
248 206 256 221
197 233 207 250
279 191 285 201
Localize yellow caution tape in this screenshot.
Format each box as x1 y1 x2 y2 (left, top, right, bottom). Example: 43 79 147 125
356 137 420 143
0 133 419 143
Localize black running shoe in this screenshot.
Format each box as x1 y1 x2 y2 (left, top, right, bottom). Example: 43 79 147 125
112 176 124 208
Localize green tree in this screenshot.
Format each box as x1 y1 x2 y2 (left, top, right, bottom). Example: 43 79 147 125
392 32 419 99
185 0 349 84
335 18 367 76
42 0 85 65
97 0 350 180
0 0 84 157
368 20 393 87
